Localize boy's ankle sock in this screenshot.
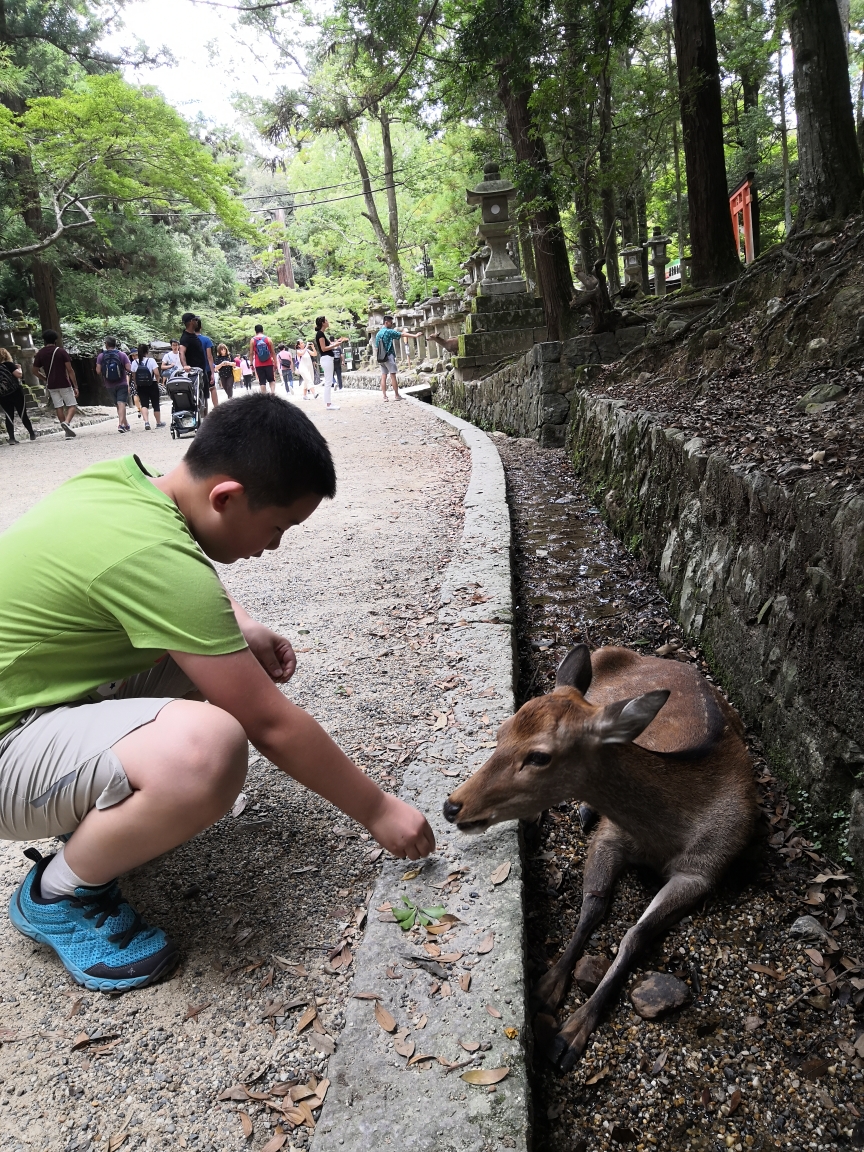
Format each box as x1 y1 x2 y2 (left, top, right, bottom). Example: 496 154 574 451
40 846 92 899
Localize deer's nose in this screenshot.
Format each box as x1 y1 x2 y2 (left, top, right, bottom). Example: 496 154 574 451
442 798 462 823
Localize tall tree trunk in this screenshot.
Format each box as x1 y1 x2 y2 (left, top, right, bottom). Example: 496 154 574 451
664 7 687 256
777 44 794 233
343 119 405 301
636 175 650 291
856 59 864 157
672 0 741 286
787 0 864 221
497 68 575 340
598 67 620 295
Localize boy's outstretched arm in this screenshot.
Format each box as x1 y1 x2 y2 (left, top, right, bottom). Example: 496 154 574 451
170 647 435 860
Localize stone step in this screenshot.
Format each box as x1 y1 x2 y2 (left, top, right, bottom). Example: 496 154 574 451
459 327 548 358
464 308 546 334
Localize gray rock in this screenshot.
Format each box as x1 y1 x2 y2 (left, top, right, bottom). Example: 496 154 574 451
765 297 783 318
796 382 846 410
806 337 829 358
666 319 687 336
788 915 833 945
629 972 690 1019
812 240 834 255
832 285 864 320
703 329 725 350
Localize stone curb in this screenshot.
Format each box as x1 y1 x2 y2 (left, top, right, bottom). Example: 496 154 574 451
3 412 115 443
312 401 528 1152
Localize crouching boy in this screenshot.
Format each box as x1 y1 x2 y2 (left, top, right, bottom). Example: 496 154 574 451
0 393 433 992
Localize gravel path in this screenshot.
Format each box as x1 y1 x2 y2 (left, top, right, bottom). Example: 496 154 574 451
0 390 471 1152
496 437 864 1152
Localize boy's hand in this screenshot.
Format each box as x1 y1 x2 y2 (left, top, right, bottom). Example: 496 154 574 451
242 621 297 682
365 793 436 860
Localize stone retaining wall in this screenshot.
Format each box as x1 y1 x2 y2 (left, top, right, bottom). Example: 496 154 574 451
569 393 864 871
435 327 647 447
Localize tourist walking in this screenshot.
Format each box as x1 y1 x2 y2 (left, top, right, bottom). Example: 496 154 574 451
236 353 254 390
375 315 421 402
95 336 132 434
296 339 316 399
194 318 217 407
332 339 344 390
249 325 277 394
214 344 235 399
130 344 164 430
161 340 182 381
177 313 208 381
0 348 35 443
33 330 79 437
277 343 294 391
313 316 349 411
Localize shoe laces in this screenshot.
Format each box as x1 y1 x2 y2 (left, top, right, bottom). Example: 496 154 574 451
70 885 147 950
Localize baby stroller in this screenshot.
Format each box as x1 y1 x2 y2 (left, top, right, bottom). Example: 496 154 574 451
167 369 207 439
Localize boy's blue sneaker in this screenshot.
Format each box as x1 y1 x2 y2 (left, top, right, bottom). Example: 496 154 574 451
9 848 178 993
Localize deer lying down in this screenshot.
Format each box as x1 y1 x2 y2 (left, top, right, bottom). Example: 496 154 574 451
443 644 757 1073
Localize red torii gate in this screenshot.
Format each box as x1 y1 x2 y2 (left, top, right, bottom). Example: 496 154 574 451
729 175 755 265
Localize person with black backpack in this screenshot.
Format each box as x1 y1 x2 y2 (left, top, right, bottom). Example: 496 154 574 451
96 336 133 433
0 347 35 443
130 344 164 430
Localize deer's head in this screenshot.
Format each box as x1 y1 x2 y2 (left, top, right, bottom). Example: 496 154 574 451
442 645 669 832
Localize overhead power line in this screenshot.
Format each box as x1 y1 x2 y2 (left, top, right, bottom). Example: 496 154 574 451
137 182 404 218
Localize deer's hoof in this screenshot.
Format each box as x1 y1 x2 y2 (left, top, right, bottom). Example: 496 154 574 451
550 1007 593 1074
531 968 569 1016
578 803 598 832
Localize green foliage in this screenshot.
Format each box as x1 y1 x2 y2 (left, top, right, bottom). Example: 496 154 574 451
391 897 447 931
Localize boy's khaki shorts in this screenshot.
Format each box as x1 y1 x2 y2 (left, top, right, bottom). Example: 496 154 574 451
0 657 195 841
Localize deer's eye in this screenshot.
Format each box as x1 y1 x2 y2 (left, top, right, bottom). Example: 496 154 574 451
523 751 551 767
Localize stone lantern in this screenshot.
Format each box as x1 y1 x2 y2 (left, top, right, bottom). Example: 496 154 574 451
645 228 672 298
680 254 693 288
620 246 644 291
465 163 526 295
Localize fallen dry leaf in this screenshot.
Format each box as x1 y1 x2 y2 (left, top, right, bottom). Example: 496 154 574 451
438 952 463 963
261 1136 287 1152
440 767 460 777
651 1050 669 1075
441 982 452 998
68 998 83 1018
184 1001 211 1021
729 1088 742 1114
308 1033 336 1055
218 1086 251 1102
71 1031 91 1051
415 1014 428 1029
804 948 824 967
504 1027 518 1040
394 1035 415 1059
296 1101 317 1128
364 846 384 864
374 1001 397 1032
295 1006 317 1033
386 965 401 979
273 956 307 977
485 1004 502 1019
460 1040 480 1052
747 962 784 980
407 1052 436 1067
586 1066 610 1086
352 991 382 1001
459 973 471 992
402 867 422 880
477 933 495 955
107 1136 128 1152
231 792 248 818
490 861 512 885
801 1057 830 1080
461 1067 510 1085
744 1016 763 1031
289 1086 315 1103
239 1111 253 1139
423 942 441 957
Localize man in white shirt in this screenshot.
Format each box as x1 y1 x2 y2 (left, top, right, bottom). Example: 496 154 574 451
161 340 182 381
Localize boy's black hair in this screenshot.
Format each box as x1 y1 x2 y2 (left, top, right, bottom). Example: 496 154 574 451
383 315 394 324
42 330 58 344
254 324 264 334
184 393 336 508
181 312 196 326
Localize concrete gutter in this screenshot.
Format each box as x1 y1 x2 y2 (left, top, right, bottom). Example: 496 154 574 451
313 404 528 1152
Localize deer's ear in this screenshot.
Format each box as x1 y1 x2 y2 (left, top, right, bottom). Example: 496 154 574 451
556 645 593 694
595 689 670 744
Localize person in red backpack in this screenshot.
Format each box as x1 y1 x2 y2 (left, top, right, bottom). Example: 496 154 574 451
249 325 277 394
95 336 133 434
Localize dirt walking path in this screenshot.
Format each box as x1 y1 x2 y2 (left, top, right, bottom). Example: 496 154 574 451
0 390 471 1152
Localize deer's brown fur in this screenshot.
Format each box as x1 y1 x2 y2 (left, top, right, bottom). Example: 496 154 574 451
443 644 757 1072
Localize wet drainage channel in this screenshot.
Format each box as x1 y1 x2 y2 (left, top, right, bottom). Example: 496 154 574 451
493 436 862 1152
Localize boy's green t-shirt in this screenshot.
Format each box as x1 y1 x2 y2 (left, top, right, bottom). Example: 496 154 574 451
0 454 246 735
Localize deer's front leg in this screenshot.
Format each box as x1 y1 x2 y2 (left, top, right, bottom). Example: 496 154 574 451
551 870 712 1074
531 821 628 1018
